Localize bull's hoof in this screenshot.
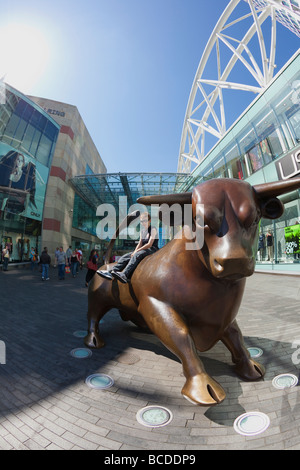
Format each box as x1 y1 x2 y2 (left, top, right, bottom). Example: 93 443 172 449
235 358 265 381
84 332 105 349
181 374 226 406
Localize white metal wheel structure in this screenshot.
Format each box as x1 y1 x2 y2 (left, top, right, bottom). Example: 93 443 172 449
178 0 300 173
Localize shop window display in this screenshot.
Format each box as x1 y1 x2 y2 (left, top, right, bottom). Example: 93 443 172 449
224 144 244 179
256 200 300 265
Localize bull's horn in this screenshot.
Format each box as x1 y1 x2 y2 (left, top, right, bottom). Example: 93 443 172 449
137 192 192 206
254 177 300 198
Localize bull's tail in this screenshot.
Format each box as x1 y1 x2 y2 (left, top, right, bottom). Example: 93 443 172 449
104 210 141 265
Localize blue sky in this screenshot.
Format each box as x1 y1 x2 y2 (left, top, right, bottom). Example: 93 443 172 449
0 0 299 174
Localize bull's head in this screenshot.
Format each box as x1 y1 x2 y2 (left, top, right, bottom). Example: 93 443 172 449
138 177 300 280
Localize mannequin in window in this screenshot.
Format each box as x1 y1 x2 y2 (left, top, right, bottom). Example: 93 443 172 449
257 230 265 261
266 230 274 261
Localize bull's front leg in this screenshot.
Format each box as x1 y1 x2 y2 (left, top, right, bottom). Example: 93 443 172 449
84 309 106 349
139 297 226 406
84 290 107 349
221 320 265 380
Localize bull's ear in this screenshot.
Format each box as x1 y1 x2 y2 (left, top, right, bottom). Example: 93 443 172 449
260 197 284 220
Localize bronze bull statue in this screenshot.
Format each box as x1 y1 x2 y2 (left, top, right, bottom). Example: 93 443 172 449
84 177 300 406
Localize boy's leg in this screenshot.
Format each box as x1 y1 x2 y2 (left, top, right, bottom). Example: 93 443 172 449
112 252 132 271
123 249 152 278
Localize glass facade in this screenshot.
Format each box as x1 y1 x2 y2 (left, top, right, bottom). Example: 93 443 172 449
0 82 60 264
70 173 188 256
180 51 300 271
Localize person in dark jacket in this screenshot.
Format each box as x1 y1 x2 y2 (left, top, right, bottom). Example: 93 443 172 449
85 249 99 286
40 247 51 281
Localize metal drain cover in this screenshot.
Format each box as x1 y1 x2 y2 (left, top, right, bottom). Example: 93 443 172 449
234 411 270 436
73 330 87 338
136 406 173 428
272 373 298 389
247 347 263 358
85 374 114 389
70 348 92 359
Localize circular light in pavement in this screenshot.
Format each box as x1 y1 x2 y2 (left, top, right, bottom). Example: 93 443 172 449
272 373 298 389
136 406 173 428
73 330 87 338
234 411 270 436
247 347 263 358
85 374 114 390
70 348 92 359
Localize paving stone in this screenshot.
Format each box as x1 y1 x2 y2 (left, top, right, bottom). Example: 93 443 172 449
0 268 300 449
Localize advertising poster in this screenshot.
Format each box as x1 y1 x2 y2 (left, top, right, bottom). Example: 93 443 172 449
284 223 300 255
0 141 49 221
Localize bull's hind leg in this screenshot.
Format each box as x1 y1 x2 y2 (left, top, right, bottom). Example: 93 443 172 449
138 297 226 406
221 320 265 380
84 303 108 349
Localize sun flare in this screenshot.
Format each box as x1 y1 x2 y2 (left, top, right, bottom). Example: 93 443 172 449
0 22 51 93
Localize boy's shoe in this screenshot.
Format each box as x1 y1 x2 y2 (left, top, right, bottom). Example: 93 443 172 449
97 270 113 280
111 271 128 284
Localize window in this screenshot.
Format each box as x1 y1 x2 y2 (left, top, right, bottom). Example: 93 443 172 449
267 128 285 158
286 104 300 143
21 124 35 154
259 138 273 165
29 129 41 157
224 143 244 179
212 156 227 178
37 134 52 166
246 144 264 173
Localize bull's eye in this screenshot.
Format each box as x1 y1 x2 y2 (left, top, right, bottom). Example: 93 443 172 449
202 207 224 234
247 214 260 228
206 218 220 233
241 207 260 229
254 214 260 225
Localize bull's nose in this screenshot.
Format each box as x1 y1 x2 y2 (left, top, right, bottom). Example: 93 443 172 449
213 257 255 278
213 259 224 274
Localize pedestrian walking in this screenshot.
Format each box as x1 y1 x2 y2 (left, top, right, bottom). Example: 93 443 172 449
2 244 10 271
40 247 51 281
66 246 72 265
85 249 99 286
30 247 38 271
70 249 79 277
55 246 67 280
77 249 83 271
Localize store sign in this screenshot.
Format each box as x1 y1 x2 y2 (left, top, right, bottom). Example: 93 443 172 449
44 108 65 117
284 224 300 255
276 148 300 180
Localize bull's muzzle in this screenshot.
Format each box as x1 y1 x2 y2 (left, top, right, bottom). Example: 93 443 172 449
212 256 255 279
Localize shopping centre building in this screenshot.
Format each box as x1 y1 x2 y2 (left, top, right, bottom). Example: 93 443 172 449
179 49 300 274
0 83 106 264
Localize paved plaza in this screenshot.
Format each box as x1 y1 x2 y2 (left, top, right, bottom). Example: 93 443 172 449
0 265 300 450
